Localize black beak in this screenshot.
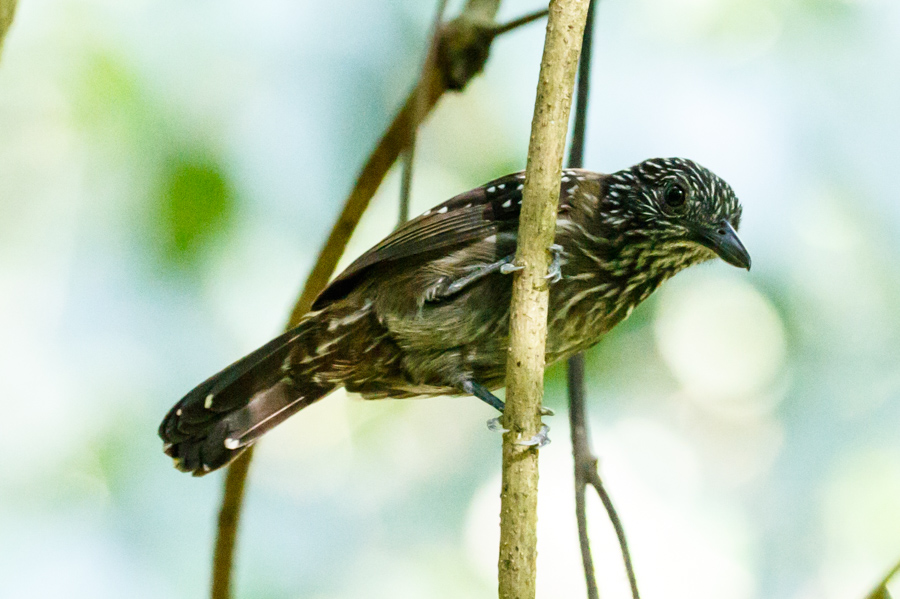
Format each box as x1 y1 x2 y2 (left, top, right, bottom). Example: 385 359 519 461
695 220 751 270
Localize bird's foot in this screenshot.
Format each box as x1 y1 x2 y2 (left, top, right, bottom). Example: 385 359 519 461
423 276 452 303
486 419 551 448
500 262 524 275
498 245 565 281
517 424 551 448
425 254 519 303
545 244 566 283
486 417 509 433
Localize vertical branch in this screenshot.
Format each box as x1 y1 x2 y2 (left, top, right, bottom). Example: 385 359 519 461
566 2 597 596
0 0 17 58
498 1 590 598
566 4 641 598
211 446 254 599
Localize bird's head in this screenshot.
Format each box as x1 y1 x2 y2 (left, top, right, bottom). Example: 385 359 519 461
603 157 751 271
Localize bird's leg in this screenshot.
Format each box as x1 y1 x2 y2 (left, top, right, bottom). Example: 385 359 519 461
460 380 552 446
461 379 506 411
426 245 564 303
424 254 517 303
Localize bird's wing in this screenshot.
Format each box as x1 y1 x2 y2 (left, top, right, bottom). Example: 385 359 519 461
313 172 534 308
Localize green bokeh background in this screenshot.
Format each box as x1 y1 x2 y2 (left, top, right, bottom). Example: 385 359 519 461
1 0 899 598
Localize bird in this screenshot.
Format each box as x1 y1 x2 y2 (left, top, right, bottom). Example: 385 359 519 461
159 157 751 475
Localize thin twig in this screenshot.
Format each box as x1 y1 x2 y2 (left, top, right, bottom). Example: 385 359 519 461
498 1 590 598
0 0 17 58
566 3 641 598
398 151 414 226
568 355 598 598
399 0 449 227
490 8 549 37
570 356 640 599
208 4 554 599
866 558 900 599
211 445 254 599
566 0 592 172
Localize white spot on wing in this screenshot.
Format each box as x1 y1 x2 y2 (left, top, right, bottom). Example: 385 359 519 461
437 206 448 214
502 199 512 208
204 394 214 409
224 438 240 450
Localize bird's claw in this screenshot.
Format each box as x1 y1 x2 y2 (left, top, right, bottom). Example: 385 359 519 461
487 419 551 448
545 244 565 283
487 417 509 433
500 262 524 275
517 424 551 448
422 277 450 303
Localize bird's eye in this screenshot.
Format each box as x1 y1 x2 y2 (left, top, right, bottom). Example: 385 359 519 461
663 184 686 208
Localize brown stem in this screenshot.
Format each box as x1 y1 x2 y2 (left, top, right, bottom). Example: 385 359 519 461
498 1 590 598
490 8 549 37
570 358 640 599
210 446 254 599
0 0 17 58
566 3 640 598
866 558 900 599
568 355 598 599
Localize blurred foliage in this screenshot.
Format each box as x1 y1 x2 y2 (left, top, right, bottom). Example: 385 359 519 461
73 51 237 272
154 155 234 267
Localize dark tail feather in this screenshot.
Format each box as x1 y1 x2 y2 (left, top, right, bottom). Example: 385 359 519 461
159 323 336 475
